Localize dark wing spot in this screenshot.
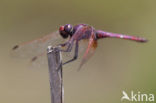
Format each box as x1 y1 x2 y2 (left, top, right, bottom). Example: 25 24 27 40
12 45 19 50
31 56 37 62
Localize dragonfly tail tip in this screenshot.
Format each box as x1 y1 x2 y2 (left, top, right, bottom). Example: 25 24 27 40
140 38 148 43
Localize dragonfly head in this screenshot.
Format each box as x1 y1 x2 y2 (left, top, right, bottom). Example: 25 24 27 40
59 24 73 39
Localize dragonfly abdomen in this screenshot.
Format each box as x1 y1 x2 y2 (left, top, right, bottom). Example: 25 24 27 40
96 30 147 42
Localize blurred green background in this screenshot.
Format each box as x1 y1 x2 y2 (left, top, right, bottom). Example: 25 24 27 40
0 0 155 103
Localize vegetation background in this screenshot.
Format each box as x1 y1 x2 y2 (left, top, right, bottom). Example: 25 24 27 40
0 0 155 103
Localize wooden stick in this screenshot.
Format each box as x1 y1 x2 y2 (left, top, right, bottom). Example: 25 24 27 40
47 46 63 103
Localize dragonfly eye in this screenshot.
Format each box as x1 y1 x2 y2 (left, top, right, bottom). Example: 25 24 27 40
64 24 73 36
59 26 69 39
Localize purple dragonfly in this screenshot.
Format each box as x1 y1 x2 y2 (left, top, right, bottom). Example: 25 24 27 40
12 24 147 68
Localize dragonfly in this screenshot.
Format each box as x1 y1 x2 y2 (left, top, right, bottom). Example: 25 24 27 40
12 24 147 69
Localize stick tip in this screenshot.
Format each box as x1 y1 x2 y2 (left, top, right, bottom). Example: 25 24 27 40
47 46 53 53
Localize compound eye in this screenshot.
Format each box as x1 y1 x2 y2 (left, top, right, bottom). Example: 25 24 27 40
64 24 73 34
59 26 69 39
59 26 64 31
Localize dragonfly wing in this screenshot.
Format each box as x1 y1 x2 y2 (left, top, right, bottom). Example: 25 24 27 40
11 31 68 68
11 31 66 58
78 32 97 70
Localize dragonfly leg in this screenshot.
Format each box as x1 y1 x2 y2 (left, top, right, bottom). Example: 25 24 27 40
56 41 75 70
58 41 74 52
63 41 79 65
58 42 68 47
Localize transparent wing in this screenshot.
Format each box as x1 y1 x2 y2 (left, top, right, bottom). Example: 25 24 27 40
11 31 67 58
11 31 68 68
61 39 89 63
78 32 97 70
29 39 89 69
